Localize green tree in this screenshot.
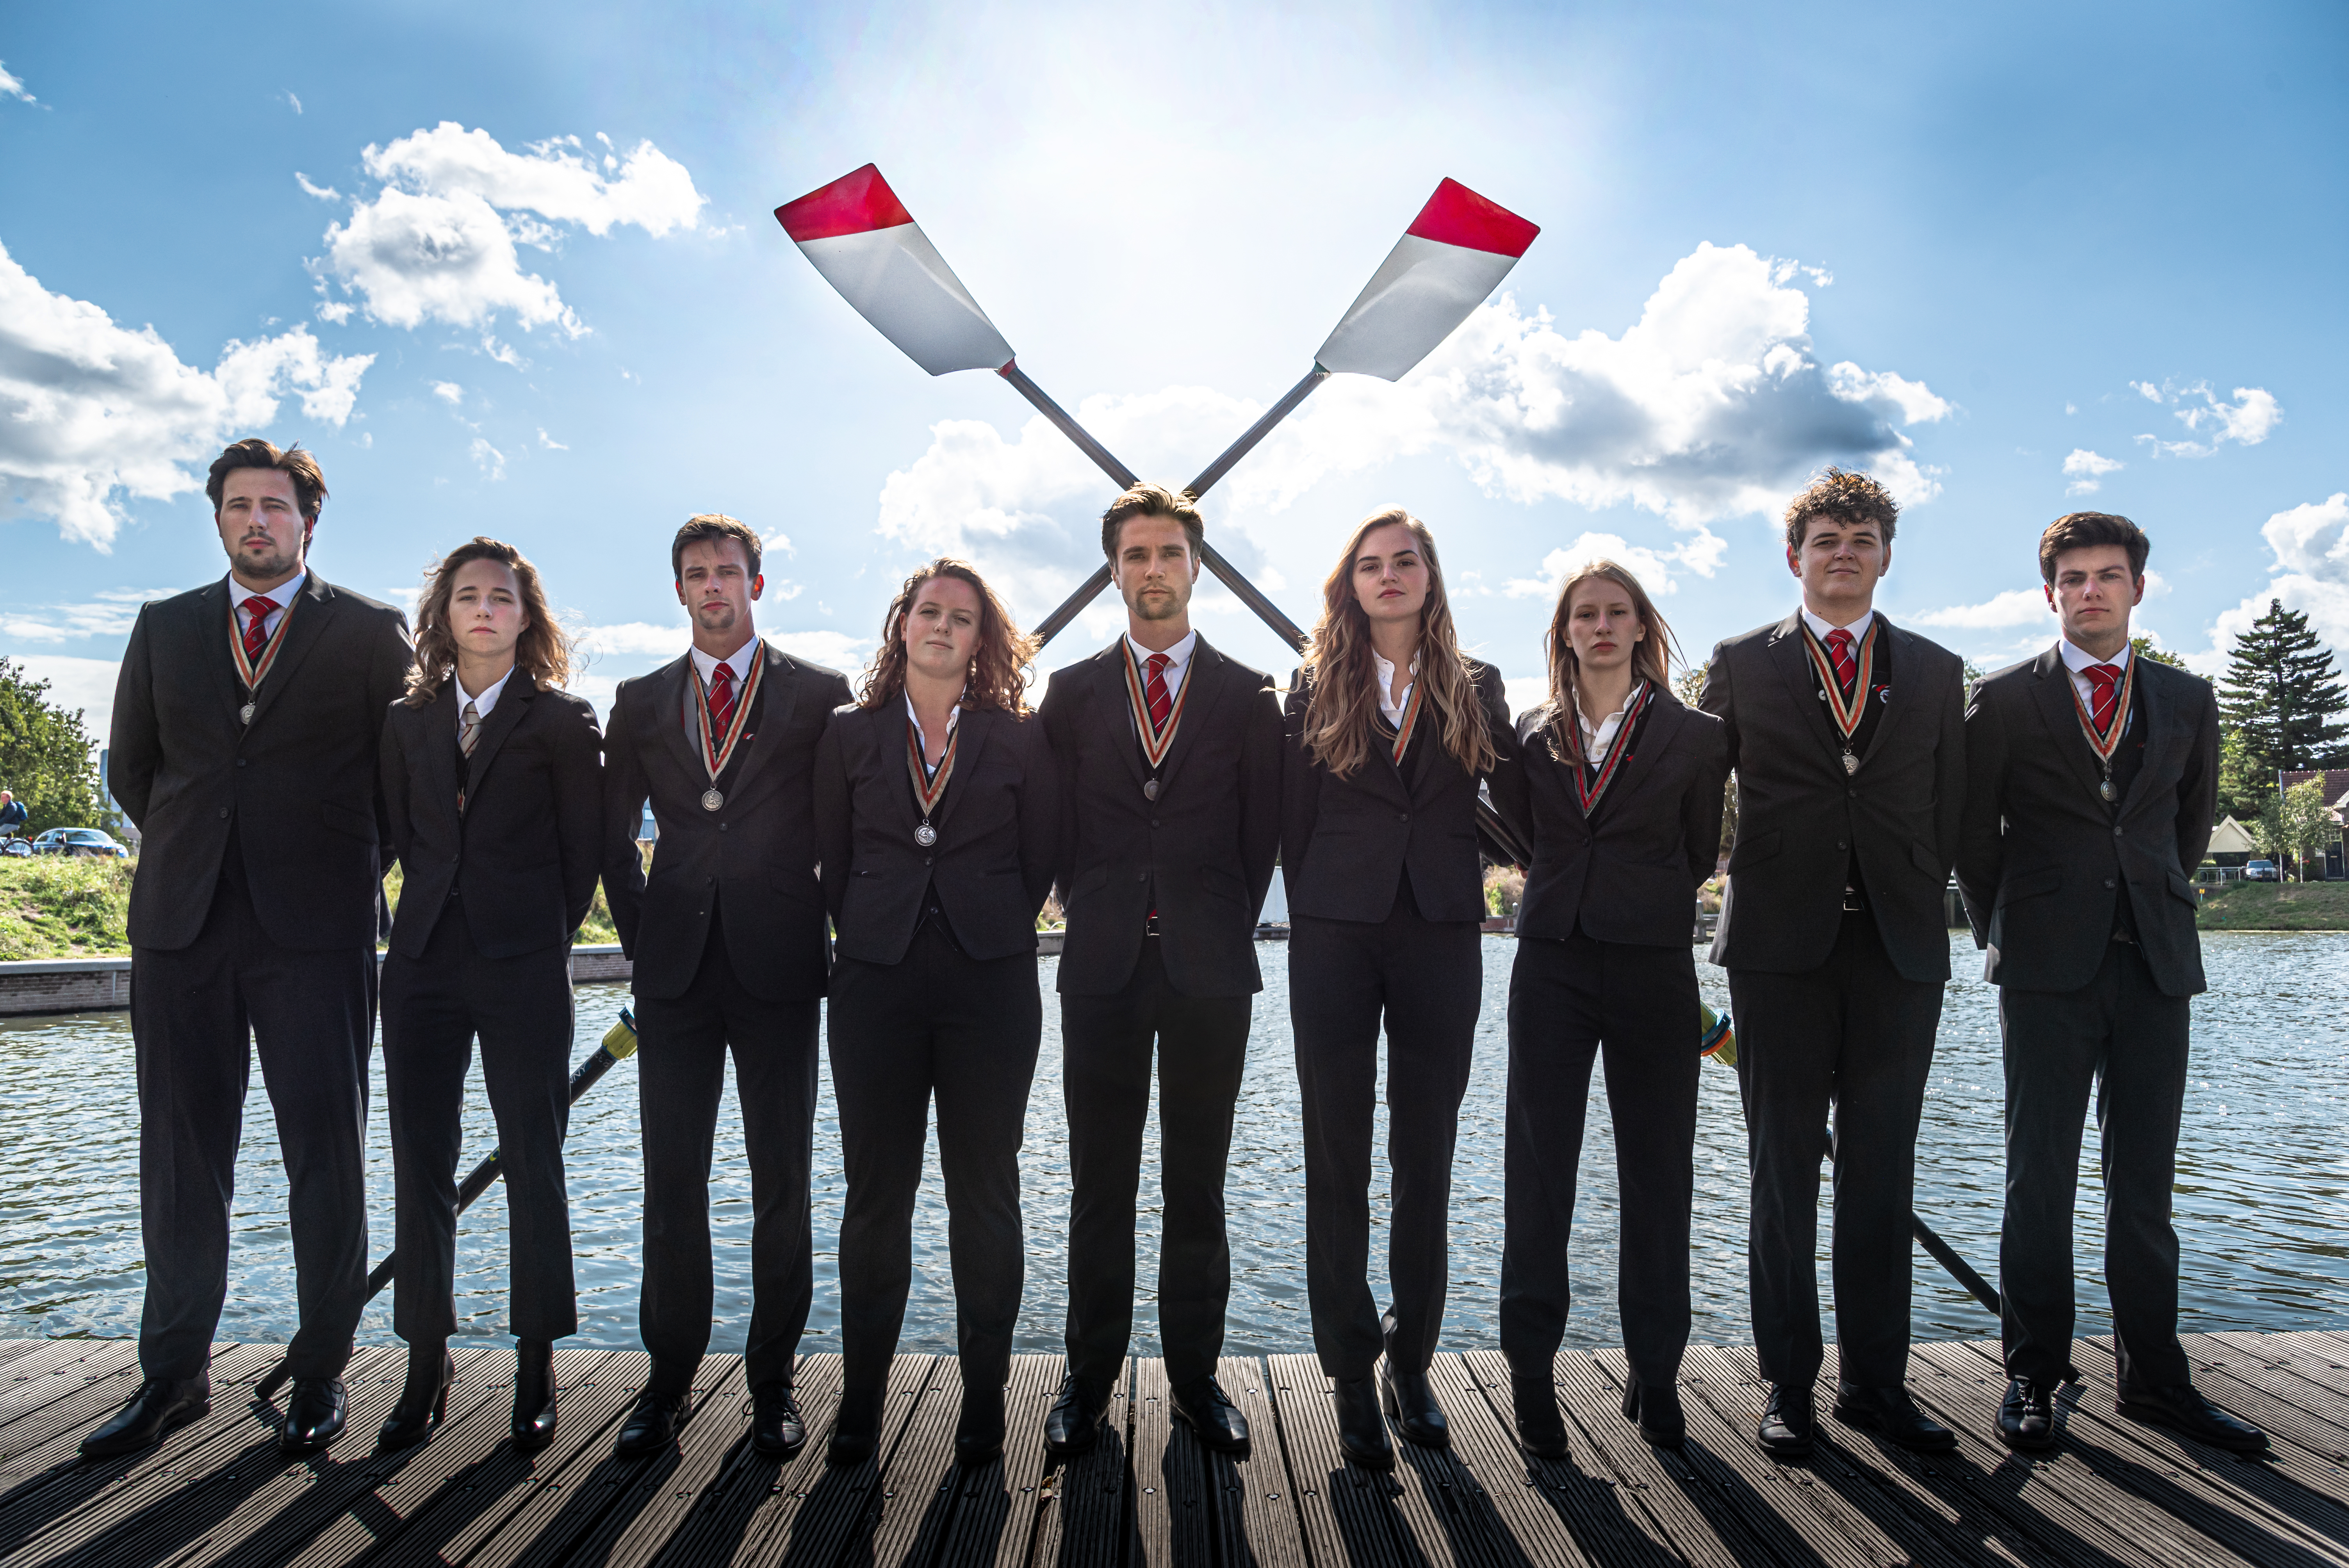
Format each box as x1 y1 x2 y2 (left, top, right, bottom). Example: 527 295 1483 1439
2217 727 2270 825
2130 636 2187 670
1676 661 1736 861
2219 600 2349 791
2258 779 2337 881
0 659 113 836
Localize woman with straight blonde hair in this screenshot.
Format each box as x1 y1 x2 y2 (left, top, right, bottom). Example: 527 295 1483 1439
1280 506 1509 1469
813 558 1058 1469
1486 559 1727 1457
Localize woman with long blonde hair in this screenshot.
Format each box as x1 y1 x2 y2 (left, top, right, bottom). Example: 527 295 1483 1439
1280 505 1509 1469
1485 559 1726 1457
376 537 602 1454
812 557 1057 1470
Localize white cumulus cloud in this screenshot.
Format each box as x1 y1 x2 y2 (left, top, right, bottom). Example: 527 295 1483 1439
0 587 177 642
1912 587 2052 630
4 656 122 747
2187 493 2349 675
431 380 463 404
315 122 706 338
2130 380 2282 459
0 62 33 103
295 172 339 201
469 437 505 481
1502 530 1728 600
0 242 373 549
2062 447 2124 494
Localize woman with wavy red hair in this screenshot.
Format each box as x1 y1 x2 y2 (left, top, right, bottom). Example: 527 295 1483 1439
1280 506 1509 1470
812 558 1059 1469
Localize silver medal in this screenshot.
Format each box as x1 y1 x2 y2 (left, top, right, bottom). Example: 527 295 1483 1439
238 702 255 725
1841 751 1859 775
701 788 724 812
2099 778 2117 802
915 821 938 847
1143 777 1160 801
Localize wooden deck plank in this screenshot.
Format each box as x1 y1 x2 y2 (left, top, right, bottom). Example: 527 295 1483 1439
363 1347 643 1568
633 1352 843 1568
2180 1333 2349 1470
2205 1332 2349 1403
1264 1351 1409 1567
284 1345 617 1568
1130 1354 1192 1565
1542 1350 1762 1568
0 1339 142 1437
0 1339 55 1368
1210 1354 1313 1568
1907 1340 2327 1568
539 1356 755 1568
726 1350 937 1566
1381 1356 1529 1568
1448 1352 1665 1568
862 1351 970 1568
0 1339 228 1481
934 1351 1062 1568
1027 1359 1135 1568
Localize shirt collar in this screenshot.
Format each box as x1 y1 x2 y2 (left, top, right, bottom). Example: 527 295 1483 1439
227 568 306 610
689 635 760 685
1124 627 1197 675
455 665 517 716
2059 638 2132 676
904 690 962 748
1800 605 1873 643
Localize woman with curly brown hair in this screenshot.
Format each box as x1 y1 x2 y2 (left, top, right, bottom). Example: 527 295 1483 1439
1280 506 1510 1469
376 537 602 1454
812 558 1059 1468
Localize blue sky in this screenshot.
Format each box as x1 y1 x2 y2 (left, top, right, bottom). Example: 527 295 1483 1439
4 0 2345 739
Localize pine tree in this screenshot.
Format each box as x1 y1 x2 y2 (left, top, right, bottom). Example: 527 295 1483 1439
2217 600 2349 793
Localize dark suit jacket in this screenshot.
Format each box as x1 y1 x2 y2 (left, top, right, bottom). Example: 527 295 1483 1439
815 702 1059 966
601 642 853 1003
1488 689 1728 946
1699 610 1966 982
109 572 412 952
1039 635 1282 998
1279 659 1510 925
1956 648 2217 996
380 680 604 961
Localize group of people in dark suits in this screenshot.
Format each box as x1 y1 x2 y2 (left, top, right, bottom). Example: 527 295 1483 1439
79 437 2266 1474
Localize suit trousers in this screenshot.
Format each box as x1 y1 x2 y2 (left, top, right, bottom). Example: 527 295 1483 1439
1499 932 1699 1388
828 921 1041 1397
1999 938 2192 1388
632 907 821 1393
381 903 578 1344
131 873 374 1382
1061 939 1253 1388
1289 895 1479 1379
1729 911 1943 1389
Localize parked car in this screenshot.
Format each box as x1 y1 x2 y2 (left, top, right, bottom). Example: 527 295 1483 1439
2244 859 2280 882
30 827 130 859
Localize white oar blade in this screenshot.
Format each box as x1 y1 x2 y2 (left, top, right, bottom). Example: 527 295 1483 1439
775 164 1015 376
1314 178 1539 381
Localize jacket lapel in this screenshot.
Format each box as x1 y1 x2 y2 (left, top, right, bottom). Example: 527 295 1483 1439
2115 657 2169 815
934 705 992 833
1768 611 1852 769
197 579 244 729
654 653 706 784
1601 688 1687 810
240 573 335 737
714 641 798 802
1101 642 1152 794
461 680 534 802
2028 645 2111 804
1150 637 1231 797
422 686 462 818
1855 618 1914 770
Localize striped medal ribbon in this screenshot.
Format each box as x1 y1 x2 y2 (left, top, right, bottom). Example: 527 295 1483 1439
1573 681 1653 816
2067 655 2136 803
1123 642 1189 800
227 592 299 726
1802 622 1877 774
688 644 765 812
1382 677 1427 767
905 716 958 846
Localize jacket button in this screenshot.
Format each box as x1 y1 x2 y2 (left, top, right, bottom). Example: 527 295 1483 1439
2104 878 2116 889
2112 826 2123 837
1836 840 1847 851
924 856 934 866
1397 812 1410 823
236 758 247 768
217 807 229 819
719 823 728 832
1150 819 1160 829
1847 788 1856 798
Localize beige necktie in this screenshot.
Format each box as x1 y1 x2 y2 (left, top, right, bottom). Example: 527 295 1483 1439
458 700 481 814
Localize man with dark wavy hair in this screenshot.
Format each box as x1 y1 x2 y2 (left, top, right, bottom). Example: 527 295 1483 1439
1700 467 1966 1458
86 438 412 1460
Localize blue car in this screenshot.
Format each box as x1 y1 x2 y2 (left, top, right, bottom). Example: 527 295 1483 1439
30 827 130 859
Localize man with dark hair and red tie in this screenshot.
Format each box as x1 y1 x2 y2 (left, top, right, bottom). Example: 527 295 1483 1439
1699 467 1967 1458
1957 513 2263 1455
86 438 413 1459
600 514 853 1460
1037 483 1283 1458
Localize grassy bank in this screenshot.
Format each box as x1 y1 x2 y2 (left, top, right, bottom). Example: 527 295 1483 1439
2197 880 2349 932
0 857 622 961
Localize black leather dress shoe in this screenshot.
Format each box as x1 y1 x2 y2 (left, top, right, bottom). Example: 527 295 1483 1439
1044 1374 1107 1457
512 1339 558 1453
1621 1378 1685 1449
1997 1377 2057 1450
2117 1382 2268 1453
827 1386 882 1466
378 1347 453 1450
1834 1383 1958 1452
955 1381 1006 1467
1378 1361 1448 1448
80 1377 211 1458
1170 1375 1249 1454
752 1381 805 1458
612 1390 685 1457
282 1377 349 1456
1510 1374 1569 1461
1756 1381 1816 1458
1333 1377 1394 1470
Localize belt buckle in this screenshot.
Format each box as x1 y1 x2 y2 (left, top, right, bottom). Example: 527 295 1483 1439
1841 887 1864 913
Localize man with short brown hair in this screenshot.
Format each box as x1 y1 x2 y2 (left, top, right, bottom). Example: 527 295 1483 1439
1959 512 2263 1454
87 438 412 1459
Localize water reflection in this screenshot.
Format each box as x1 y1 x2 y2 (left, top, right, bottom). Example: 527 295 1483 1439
0 933 2342 1358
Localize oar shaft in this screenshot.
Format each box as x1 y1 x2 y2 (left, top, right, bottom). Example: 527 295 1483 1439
998 362 1137 491
1183 366 1329 500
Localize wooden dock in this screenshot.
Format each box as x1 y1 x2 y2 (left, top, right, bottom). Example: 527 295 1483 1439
0 1330 2344 1566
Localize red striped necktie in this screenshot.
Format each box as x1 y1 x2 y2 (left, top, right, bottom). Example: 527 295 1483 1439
2084 662 2122 736
1144 654 1172 731
241 597 275 662
1825 628 1858 695
708 660 738 738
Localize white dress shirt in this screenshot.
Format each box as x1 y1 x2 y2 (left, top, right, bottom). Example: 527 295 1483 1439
228 569 307 643
1124 628 1197 698
455 666 516 734
683 635 761 735
1372 650 1417 728
1799 605 1874 645
2059 637 2134 733
1575 681 1643 764
905 691 961 776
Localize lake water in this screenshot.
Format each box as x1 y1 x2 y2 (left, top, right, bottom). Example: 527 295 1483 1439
2 933 2343 1361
